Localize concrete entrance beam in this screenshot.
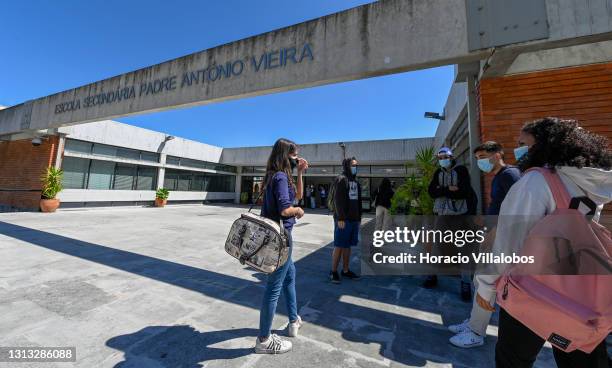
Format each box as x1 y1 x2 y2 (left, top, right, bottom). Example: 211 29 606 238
0 0 486 136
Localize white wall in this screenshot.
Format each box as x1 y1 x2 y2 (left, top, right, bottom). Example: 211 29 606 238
59 120 223 163
58 189 234 202
433 82 468 149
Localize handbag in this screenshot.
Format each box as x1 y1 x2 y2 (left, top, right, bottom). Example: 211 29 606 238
224 191 290 274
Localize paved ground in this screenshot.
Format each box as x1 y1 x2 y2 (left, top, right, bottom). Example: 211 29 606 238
0 204 558 368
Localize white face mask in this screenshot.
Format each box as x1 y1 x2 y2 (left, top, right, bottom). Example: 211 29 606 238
439 159 451 168
514 145 529 161
350 166 357 175
477 157 494 173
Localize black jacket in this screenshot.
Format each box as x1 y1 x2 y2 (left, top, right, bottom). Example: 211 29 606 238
334 175 362 221
428 165 478 215
372 187 394 209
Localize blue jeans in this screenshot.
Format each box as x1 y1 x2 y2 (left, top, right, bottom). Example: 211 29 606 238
259 231 297 338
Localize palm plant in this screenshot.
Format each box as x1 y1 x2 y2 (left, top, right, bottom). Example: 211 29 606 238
41 167 63 200
156 188 170 200
390 146 436 215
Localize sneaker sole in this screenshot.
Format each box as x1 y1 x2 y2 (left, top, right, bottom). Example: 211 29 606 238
254 347 292 354
449 340 484 349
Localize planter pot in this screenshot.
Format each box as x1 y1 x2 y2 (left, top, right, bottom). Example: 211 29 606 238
40 198 60 213
154 198 167 207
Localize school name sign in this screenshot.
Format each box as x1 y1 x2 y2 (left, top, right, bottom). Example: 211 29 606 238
54 43 314 114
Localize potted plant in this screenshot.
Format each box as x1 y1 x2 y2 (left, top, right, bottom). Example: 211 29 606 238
155 188 170 207
240 192 249 204
40 167 63 213
390 146 436 216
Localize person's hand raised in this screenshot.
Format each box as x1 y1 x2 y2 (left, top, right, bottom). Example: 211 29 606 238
297 158 309 173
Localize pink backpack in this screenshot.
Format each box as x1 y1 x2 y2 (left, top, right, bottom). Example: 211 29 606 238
495 167 612 353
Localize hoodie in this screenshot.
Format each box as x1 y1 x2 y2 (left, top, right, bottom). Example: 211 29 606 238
475 166 612 304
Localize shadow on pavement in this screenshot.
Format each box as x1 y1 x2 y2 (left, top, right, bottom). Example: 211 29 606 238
106 326 255 367
0 220 501 367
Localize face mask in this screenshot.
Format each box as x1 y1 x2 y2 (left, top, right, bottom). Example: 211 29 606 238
439 159 451 168
514 146 529 161
350 166 357 175
477 158 494 173
289 157 298 170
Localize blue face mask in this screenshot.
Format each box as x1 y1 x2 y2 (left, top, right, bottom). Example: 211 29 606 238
514 145 529 161
439 159 451 168
350 166 357 175
477 158 494 173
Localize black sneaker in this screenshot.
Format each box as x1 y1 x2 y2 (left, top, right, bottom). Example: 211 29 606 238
329 271 341 284
422 275 438 289
341 270 361 280
461 281 472 302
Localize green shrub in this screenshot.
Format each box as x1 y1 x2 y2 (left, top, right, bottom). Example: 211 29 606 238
155 188 170 200
390 146 436 215
41 167 63 200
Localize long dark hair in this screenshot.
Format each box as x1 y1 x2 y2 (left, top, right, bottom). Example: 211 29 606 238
263 138 298 192
379 178 392 193
518 117 611 172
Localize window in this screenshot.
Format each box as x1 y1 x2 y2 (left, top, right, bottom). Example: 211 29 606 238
181 158 206 169
163 170 178 190
140 151 159 163
306 166 334 175
66 139 159 163
370 165 406 175
62 157 90 189
113 164 136 190
62 156 158 191
214 164 237 173
166 156 181 166
162 169 235 192
64 140 92 155
191 175 206 191
87 160 115 189
136 167 157 190
116 148 140 161
177 173 191 191
209 174 235 192
92 143 117 158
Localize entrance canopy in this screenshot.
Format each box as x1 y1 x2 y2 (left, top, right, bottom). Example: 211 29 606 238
1 0 611 137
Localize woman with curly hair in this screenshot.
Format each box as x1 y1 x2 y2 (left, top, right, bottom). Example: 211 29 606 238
474 117 611 368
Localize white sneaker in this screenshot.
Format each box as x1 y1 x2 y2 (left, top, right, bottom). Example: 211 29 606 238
287 316 303 337
448 319 470 334
255 333 292 354
449 330 485 348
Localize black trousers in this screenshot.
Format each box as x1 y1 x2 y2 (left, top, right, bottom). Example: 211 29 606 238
496 308 610 368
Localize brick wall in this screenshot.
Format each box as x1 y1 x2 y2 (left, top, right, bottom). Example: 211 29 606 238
478 62 612 223
0 136 59 210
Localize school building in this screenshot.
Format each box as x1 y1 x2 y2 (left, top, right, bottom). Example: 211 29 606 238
0 1 610 214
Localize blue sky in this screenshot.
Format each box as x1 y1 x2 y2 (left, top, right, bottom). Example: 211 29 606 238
1 0 452 147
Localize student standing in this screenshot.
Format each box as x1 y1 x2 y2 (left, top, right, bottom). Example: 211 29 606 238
425 147 478 301
475 118 611 367
255 138 309 354
305 184 313 209
448 141 521 348
372 178 395 231
329 157 362 283
319 185 327 208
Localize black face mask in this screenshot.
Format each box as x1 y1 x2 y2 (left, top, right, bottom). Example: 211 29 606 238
289 157 298 170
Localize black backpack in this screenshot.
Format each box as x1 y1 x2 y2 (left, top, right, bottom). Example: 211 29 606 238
327 175 348 214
